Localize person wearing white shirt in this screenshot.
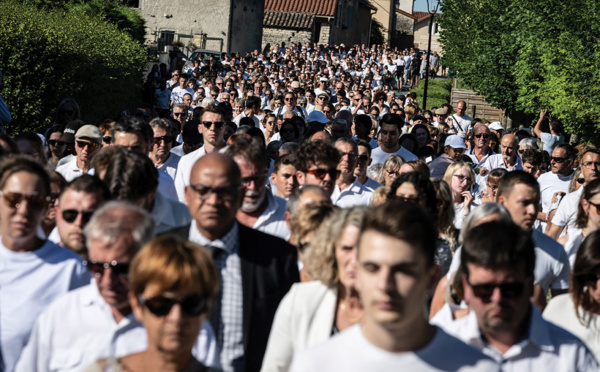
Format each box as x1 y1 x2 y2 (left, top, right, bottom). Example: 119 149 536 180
174 106 227 203
16 202 218 372
465 124 495 169
331 138 373 207
56 125 101 182
354 139 382 192
224 138 290 240
369 113 417 167
290 202 499 372
148 118 180 180
441 220 597 370
547 148 600 240
0 156 92 372
537 144 575 232
447 100 472 135
478 134 523 183
170 74 194 106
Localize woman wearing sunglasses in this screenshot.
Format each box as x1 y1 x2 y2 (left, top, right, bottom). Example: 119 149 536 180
86 235 219 371
543 230 600 361
45 125 67 169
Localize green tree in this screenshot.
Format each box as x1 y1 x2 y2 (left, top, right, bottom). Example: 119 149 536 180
0 0 147 133
440 0 600 144
370 19 385 46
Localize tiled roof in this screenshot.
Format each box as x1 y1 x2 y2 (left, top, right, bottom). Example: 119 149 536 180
414 11 441 23
265 0 338 17
264 11 315 29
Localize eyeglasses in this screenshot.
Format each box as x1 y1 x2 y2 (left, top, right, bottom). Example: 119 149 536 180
153 136 173 145
61 209 94 224
76 141 98 150
323 110 332 114
486 183 499 191
0 191 48 209
284 97 294 101
83 259 130 277
102 136 112 144
48 140 66 147
189 183 240 202
358 154 369 162
317 96 328 100
265 121 276 126
453 174 472 184
551 157 568 163
474 133 490 139
241 175 266 187
47 193 60 206
139 294 208 317
467 280 526 300
587 200 600 214
201 121 225 130
395 195 421 203
173 112 186 118
582 161 600 168
339 151 356 159
577 178 585 184
306 167 341 180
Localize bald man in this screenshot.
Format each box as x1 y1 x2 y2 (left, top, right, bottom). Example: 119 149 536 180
181 153 299 372
479 133 523 174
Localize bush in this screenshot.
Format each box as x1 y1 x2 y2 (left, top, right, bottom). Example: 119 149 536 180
410 79 452 111
0 0 147 134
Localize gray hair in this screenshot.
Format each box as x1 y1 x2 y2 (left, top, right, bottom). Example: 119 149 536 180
286 185 330 215
368 163 383 181
84 201 155 251
284 110 297 117
458 203 511 244
149 117 171 132
201 97 215 108
234 97 245 107
174 103 188 111
519 138 537 150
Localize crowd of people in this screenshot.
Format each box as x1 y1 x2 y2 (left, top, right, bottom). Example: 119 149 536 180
0 41 598 371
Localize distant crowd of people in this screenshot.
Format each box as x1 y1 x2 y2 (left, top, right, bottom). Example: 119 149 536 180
0 41 596 372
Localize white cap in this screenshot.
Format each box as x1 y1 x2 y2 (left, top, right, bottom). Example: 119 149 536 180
444 135 466 149
489 122 503 131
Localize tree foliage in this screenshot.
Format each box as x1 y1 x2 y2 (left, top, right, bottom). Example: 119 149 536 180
440 0 600 143
0 0 147 133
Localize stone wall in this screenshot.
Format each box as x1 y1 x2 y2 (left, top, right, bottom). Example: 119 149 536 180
413 20 442 53
262 28 313 50
318 22 331 44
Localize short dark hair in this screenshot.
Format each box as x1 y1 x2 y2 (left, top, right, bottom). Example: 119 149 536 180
103 150 159 202
355 138 372 157
273 154 296 174
60 175 111 203
112 116 153 146
295 140 340 172
353 115 372 140
497 171 539 200
460 221 535 279
380 113 403 131
246 96 261 109
549 119 564 134
223 135 268 171
360 201 437 268
521 149 542 166
0 155 50 196
555 143 576 159
387 172 437 218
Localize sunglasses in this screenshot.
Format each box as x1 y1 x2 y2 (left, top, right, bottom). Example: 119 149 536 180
139 294 208 317
153 136 173 145
201 121 225 130
467 280 525 300
474 133 490 139
395 195 421 203
189 183 240 202
83 259 130 277
551 157 568 163
102 136 112 144
358 154 369 162
61 209 94 224
587 200 600 214
0 191 48 209
242 175 266 186
76 141 98 150
173 112 185 117
306 167 341 180
48 140 66 147
339 151 356 159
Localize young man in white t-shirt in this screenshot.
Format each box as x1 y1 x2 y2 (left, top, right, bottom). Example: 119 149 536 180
369 113 417 167
291 202 498 372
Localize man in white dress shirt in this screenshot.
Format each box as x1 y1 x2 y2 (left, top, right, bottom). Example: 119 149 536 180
56 125 101 182
291 202 499 372
331 138 373 207
442 220 597 370
479 134 522 174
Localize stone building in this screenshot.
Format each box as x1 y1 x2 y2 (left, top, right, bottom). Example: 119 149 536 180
139 0 264 54
369 0 415 48
262 0 376 49
413 11 442 53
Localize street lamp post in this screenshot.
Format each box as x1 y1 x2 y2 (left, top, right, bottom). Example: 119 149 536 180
422 1 437 110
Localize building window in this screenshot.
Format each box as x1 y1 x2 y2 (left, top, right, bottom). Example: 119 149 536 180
335 2 342 27
347 5 354 27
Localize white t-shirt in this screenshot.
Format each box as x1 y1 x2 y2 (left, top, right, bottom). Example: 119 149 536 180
331 179 374 208
551 187 583 236
156 152 181 180
56 157 94 182
370 145 418 167
174 146 208 203
538 171 573 230
0 240 91 372
563 231 585 268
252 193 290 240
290 324 499 372
448 114 472 135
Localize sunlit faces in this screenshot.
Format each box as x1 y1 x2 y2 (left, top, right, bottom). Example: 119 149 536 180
55 190 103 255
236 158 267 213
498 184 539 231
270 164 298 199
356 229 438 329
198 112 225 147
336 224 360 289
379 123 400 152
114 131 147 153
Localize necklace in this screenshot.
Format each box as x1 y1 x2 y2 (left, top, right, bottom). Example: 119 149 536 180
339 301 361 324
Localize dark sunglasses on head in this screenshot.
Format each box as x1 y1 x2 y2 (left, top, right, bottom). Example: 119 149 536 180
467 280 525 300
48 140 66 147
61 209 94 224
102 136 112 144
551 156 568 163
201 121 225 130
83 259 130 277
139 294 208 317
306 167 341 180
0 191 48 209
581 273 600 286
153 136 173 145
76 140 98 150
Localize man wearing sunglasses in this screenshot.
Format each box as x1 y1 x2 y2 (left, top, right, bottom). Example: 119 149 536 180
175 105 227 203
354 139 381 192
331 138 373 207
16 202 219 371
149 117 180 180
53 175 110 258
295 140 341 196
466 123 495 171
442 221 596 370
56 125 102 182
537 144 575 231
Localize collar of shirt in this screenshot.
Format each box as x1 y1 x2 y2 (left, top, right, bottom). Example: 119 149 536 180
189 220 238 254
331 178 366 199
255 192 282 226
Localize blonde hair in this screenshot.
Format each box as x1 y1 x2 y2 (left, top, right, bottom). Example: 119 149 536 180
371 186 389 206
290 203 338 244
376 154 405 185
303 207 367 287
130 235 219 301
443 162 474 188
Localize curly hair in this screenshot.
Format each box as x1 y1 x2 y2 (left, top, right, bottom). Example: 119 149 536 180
303 207 367 287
